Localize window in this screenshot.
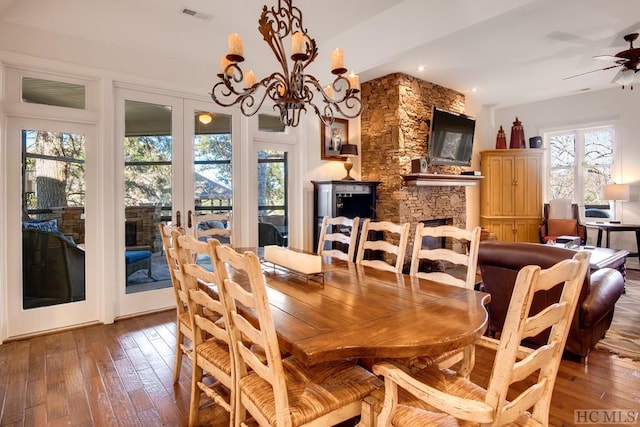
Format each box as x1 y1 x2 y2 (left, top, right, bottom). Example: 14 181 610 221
547 125 614 206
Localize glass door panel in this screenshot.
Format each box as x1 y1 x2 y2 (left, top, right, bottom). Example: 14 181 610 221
6 117 98 337
258 149 288 247
123 99 173 294
193 111 233 221
22 129 87 308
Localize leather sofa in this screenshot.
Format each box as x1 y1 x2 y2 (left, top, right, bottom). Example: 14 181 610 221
478 241 625 360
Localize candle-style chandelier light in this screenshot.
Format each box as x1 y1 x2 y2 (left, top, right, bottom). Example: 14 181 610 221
210 0 362 127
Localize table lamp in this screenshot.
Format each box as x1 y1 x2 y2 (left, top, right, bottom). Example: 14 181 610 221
339 143 358 180
603 183 630 222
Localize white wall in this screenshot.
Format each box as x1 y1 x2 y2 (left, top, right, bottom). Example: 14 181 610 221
477 87 640 255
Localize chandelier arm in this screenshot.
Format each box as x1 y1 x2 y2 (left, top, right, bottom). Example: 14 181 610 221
259 4 290 81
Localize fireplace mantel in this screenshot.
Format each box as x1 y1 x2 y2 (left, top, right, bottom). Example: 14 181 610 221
402 173 483 187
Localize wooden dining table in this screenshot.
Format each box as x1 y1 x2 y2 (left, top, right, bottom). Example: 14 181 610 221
204 252 490 367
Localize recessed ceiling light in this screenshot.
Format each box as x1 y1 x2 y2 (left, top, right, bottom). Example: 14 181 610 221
471 87 477 92
417 65 425 72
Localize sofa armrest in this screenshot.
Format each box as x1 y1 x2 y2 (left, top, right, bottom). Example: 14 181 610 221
580 268 624 329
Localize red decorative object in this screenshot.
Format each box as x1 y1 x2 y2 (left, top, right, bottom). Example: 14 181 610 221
509 117 525 149
495 125 507 149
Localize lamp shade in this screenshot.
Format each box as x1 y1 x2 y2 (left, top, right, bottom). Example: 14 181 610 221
339 143 358 156
603 183 630 201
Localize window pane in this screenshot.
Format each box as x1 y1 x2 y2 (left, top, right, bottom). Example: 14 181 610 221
549 133 575 167
584 165 611 204
584 128 613 166
549 168 574 200
194 112 232 214
22 77 86 109
23 129 86 309
259 114 286 132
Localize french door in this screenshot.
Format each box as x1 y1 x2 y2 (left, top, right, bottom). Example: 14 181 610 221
5 117 99 337
115 89 235 317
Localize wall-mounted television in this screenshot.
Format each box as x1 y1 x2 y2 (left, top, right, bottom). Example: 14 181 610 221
427 107 476 166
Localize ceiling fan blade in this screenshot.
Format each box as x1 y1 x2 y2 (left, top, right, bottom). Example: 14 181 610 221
610 68 625 84
563 65 620 80
593 54 625 62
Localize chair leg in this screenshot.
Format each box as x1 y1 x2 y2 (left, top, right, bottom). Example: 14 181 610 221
189 362 203 427
173 329 183 383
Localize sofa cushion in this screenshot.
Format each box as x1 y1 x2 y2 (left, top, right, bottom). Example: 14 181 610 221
547 218 577 236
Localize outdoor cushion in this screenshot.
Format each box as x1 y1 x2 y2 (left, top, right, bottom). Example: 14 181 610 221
125 250 152 264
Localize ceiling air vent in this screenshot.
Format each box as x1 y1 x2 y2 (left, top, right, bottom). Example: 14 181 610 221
180 7 213 21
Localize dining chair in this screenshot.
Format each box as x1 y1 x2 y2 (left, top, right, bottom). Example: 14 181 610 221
192 211 232 245
410 224 481 289
175 235 234 426
316 215 360 261
405 225 482 376
213 244 382 427
158 222 191 383
369 251 590 427
356 219 410 273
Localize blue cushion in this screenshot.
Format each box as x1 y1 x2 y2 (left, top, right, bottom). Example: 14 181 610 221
23 219 58 233
125 250 152 264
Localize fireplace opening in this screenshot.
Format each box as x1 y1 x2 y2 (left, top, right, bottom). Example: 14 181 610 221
420 218 453 249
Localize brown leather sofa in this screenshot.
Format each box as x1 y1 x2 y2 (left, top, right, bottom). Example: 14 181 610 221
478 241 625 360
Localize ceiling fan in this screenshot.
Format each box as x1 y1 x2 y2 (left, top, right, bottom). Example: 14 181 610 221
565 32 640 89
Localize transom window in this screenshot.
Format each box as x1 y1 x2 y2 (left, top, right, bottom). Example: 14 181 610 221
546 125 614 206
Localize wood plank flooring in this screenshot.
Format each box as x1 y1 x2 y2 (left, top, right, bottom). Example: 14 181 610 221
0 309 638 426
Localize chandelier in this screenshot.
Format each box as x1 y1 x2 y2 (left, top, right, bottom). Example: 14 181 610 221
210 0 362 127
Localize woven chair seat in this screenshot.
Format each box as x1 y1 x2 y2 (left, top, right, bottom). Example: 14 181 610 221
195 339 232 377
241 357 380 426
384 367 534 427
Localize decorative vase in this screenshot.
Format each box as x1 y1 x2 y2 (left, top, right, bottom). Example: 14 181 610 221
509 117 525 149
495 125 507 149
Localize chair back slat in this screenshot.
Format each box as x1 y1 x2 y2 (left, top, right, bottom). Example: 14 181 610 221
317 216 360 261
356 219 410 273
410 224 481 290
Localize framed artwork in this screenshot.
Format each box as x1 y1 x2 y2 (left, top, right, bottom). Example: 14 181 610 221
320 117 349 160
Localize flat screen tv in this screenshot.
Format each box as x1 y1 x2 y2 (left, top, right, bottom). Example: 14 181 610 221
427 107 476 166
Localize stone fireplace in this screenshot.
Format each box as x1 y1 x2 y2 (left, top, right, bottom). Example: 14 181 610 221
360 73 469 247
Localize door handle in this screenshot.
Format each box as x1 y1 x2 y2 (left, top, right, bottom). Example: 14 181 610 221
188 210 193 228
176 210 181 227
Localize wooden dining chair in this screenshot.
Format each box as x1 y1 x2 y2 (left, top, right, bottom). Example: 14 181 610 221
369 251 591 427
192 211 232 245
158 222 191 383
410 224 482 289
316 215 360 261
213 244 382 427
175 235 234 426
356 219 410 273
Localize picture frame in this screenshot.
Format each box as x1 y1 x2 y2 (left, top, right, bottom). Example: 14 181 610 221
320 117 349 160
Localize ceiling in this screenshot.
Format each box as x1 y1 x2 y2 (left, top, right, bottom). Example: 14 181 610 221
1 0 640 109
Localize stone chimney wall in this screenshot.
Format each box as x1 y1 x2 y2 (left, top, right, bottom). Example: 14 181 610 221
360 73 468 239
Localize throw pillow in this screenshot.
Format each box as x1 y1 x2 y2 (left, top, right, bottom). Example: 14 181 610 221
547 218 577 236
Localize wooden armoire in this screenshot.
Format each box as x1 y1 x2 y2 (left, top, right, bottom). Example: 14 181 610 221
480 149 542 242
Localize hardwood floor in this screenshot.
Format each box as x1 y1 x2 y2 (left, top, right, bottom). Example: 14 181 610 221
0 309 638 426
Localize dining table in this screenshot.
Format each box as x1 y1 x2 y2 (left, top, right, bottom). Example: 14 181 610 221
204 250 490 367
